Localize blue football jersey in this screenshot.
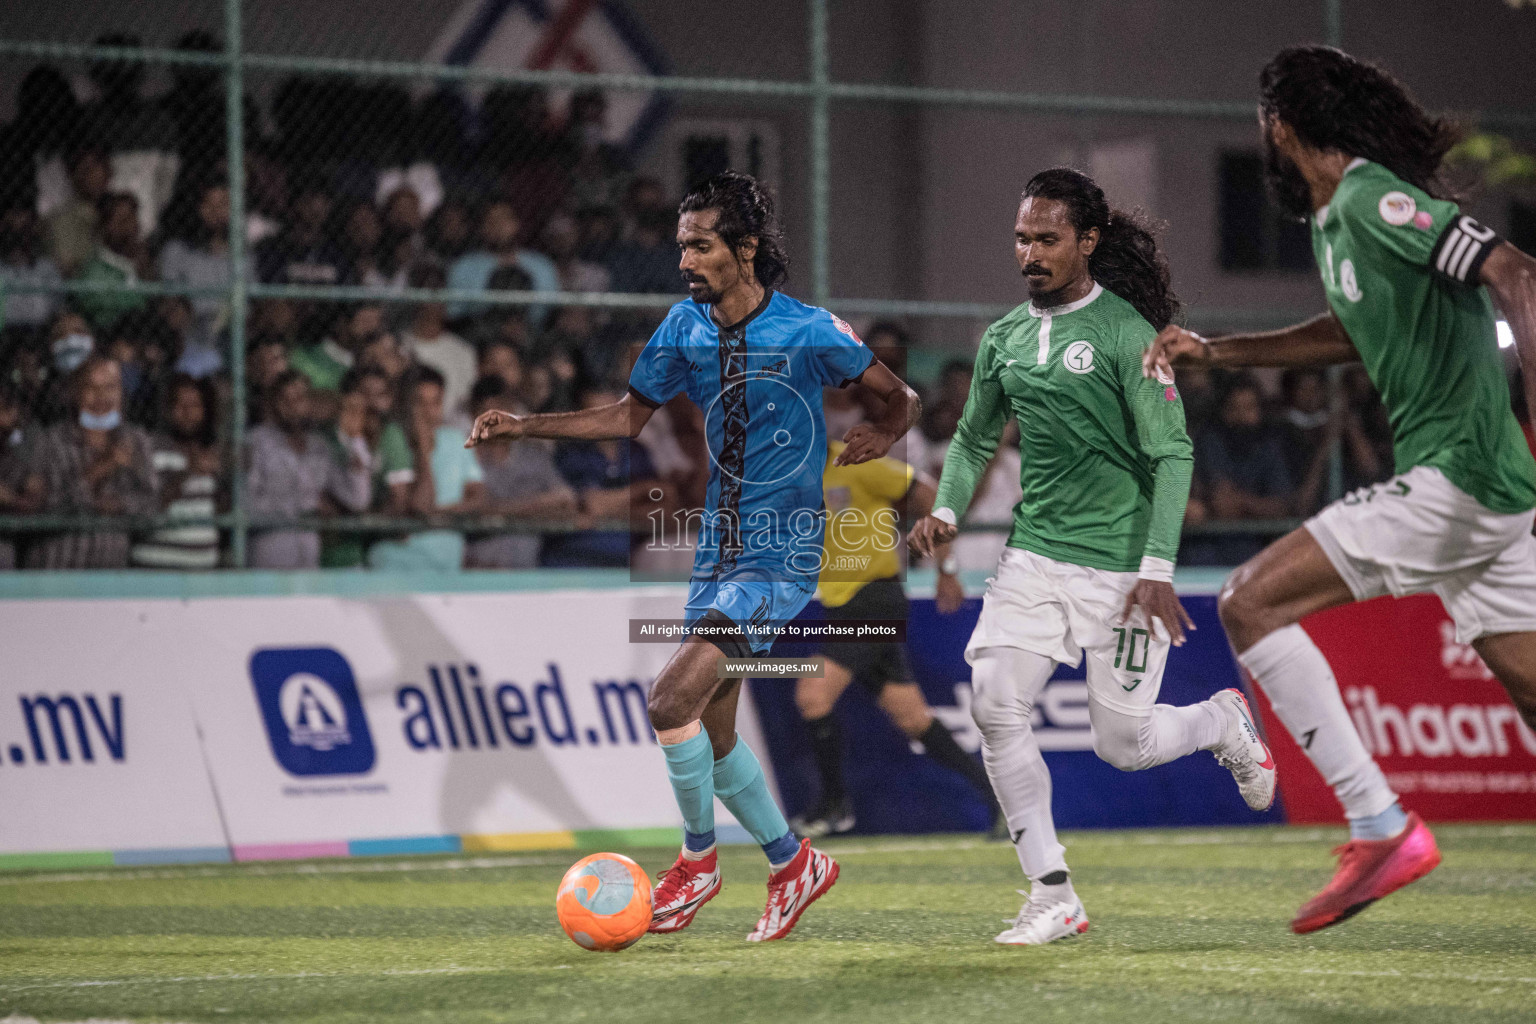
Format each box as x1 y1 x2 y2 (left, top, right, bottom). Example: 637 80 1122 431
628 290 875 584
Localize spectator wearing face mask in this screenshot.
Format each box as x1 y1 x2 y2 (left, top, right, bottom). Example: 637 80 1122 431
19 355 157 568
132 374 222 569
246 369 371 569
41 310 98 424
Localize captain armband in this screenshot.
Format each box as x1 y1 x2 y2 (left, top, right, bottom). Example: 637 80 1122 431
1429 215 1502 285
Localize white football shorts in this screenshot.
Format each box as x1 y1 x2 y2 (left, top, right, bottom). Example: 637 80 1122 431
1307 465 1536 643
963 546 1169 715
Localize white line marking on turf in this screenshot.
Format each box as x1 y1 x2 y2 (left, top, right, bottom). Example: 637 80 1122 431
4 825 1530 885
4 962 1535 995
1187 965 1536 986
0 855 572 886
0 966 518 994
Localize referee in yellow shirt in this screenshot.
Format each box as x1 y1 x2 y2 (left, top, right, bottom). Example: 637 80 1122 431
790 438 1000 837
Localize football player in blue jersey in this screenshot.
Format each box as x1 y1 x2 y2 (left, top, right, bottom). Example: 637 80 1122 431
468 171 920 941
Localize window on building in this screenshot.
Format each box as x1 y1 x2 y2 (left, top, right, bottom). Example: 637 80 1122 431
1218 150 1312 272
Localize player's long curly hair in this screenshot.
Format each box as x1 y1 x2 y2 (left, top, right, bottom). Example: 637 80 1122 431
1022 167 1180 331
679 171 790 290
1260 45 1461 198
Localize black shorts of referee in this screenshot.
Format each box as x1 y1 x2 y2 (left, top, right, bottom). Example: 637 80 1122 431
818 576 912 695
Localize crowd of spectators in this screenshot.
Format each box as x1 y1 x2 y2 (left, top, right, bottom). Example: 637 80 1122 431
0 33 1530 572
0 33 695 570
904 354 1534 569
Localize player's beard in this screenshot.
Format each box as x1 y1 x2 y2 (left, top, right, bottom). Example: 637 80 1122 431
1263 134 1315 221
684 273 723 305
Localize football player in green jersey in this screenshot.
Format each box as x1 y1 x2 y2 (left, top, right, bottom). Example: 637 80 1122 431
1144 45 1536 935
908 168 1278 946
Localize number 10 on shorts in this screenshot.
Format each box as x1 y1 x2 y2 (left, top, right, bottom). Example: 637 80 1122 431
1112 627 1149 672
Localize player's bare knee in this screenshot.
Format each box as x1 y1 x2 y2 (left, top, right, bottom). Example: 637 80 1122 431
1218 572 1271 650
647 687 688 734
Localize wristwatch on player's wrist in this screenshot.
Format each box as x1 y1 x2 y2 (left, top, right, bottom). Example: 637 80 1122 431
939 553 960 576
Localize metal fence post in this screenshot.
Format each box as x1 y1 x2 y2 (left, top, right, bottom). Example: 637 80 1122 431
809 0 830 308
225 0 249 567
1324 0 1343 47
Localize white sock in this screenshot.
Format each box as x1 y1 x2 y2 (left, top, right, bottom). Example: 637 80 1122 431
1032 876 1076 905
682 844 715 862
1088 700 1226 771
969 646 1067 880
1238 624 1397 820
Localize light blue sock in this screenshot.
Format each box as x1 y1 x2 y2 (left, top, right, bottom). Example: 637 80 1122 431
662 730 716 848
1349 801 1409 841
713 738 798 865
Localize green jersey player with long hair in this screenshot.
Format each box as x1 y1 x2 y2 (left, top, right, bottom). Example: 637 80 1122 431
1144 45 1536 934
910 168 1277 946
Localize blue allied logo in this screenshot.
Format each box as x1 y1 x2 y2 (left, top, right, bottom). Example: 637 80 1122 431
250 647 376 776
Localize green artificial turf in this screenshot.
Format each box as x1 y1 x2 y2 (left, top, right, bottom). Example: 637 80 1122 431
1 825 1533 1023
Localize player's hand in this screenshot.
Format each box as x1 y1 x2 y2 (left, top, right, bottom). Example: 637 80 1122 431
935 571 965 614
1142 325 1211 380
1120 579 1195 647
465 408 525 447
908 514 958 560
835 423 895 465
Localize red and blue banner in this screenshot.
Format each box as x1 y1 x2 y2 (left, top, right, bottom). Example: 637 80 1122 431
1257 594 1536 823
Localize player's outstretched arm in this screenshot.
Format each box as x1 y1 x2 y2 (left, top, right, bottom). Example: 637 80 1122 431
835 359 920 466
1481 242 1536 427
465 392 656 447
1141 313 1359 379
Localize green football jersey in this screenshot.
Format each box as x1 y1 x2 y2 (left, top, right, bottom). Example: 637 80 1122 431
1311 159 1536 514
933 284 1194 572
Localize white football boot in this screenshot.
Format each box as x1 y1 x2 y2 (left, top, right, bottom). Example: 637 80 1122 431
1211 687 1278 811
994 890 1090 945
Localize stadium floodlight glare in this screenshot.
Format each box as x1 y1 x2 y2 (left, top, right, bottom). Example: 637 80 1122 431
1497 321 1514 349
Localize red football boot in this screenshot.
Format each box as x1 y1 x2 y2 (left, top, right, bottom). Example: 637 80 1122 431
746 838 839 942
1291 812 1441 934
648 848 722 933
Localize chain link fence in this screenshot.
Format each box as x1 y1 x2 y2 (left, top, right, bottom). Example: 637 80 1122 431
0 0 1527 571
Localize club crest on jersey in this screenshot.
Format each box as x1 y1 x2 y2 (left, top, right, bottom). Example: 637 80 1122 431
831 315 863 343
1063 341 1095 374
1378 191 1417 227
